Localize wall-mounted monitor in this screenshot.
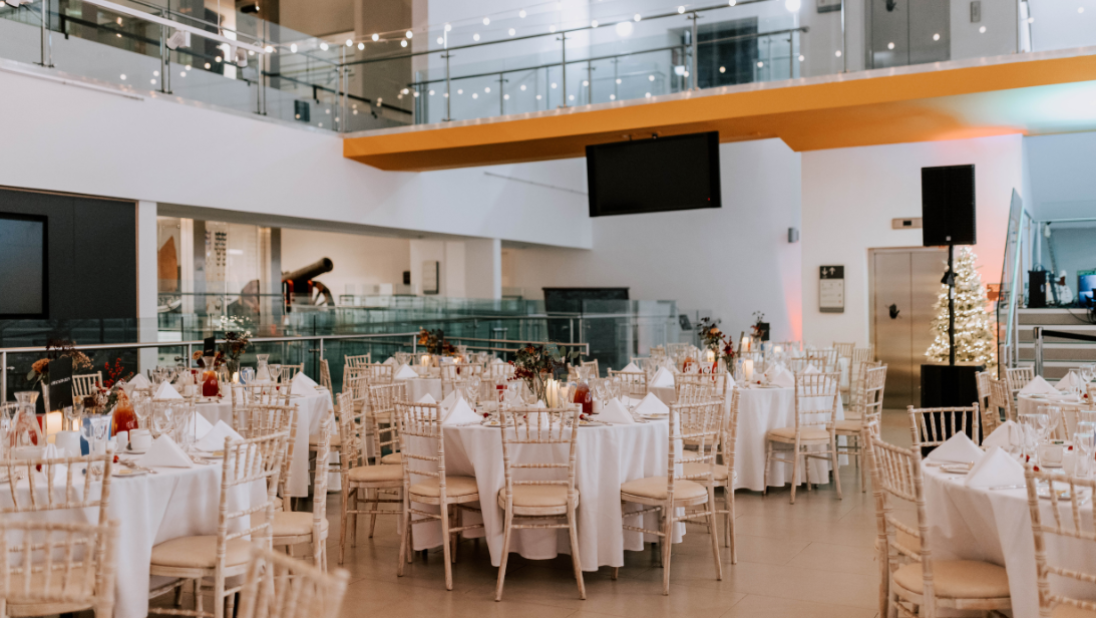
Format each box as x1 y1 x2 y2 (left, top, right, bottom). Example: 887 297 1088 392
0 213 47 318
586 132 722 217
1079 269 1096 305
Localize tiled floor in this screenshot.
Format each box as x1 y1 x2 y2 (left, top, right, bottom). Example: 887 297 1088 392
156 409 913 618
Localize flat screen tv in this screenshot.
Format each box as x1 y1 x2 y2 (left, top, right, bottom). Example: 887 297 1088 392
586 132 722 217
0 213 47 318
1079 269 1096 305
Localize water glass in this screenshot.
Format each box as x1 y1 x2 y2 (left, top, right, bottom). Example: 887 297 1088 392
239 367 255 385
268 364 283 384
1073 429 1096 478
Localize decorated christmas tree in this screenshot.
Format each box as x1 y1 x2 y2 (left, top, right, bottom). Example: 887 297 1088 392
925 247 997 370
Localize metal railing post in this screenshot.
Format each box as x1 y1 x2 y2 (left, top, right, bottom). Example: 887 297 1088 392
689 12 699 91
840 0 847 72
39 0 52 67
159 19 169 94
2 350 7 402
789 35 794 79
1033 327 1044 376
186 343 193 368
586 60 592 103
559 33 567 107
499 72 505 115
411 334 418 353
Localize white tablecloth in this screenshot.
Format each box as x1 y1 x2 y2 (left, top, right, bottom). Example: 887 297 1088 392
923 463 1096 618
400 376 444 402
651 383 844 491
2 461 264 618
195 390 332 497
407 420 683 570
1017 393 1087 418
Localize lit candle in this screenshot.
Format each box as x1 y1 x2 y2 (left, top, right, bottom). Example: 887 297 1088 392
232 371 240 384
546 379 558 407
743 359 755 382
741 336 750 352
706 350 716 363
773 345 783 355
421 354 431 367
45 411 63 442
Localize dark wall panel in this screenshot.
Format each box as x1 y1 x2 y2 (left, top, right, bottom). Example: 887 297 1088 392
0 187 136 319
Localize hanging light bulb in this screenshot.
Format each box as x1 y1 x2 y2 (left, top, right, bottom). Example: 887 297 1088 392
372 33 379 41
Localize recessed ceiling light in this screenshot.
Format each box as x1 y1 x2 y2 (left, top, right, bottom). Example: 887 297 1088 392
406 30 413 38
482 17 490 25
508 28 516 36
615 78 622 84
551 82 557 88
536 94 542 100
756 61 763 68
649 74 655 81
933 33 940 40
437 37 443 44
610 94 616 100
798 54 804 61
120 74 127 80
473 93 478 99
485 86 491 93
835 50 842 57
519 9 526 18
372 33 379 41
591 20 598 27
979 25 986 33
634 13 641 21
504 94 510 100
473 33 480 41
645 92 651 98
290 43 297 52
400 40 407 47
888 41 895 49
677 6 685 13
358 42 364 50
719 66 725 73
346 39 353 46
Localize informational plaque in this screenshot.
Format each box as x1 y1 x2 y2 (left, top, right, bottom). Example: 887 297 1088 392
819 265 845 313
48 356 73 412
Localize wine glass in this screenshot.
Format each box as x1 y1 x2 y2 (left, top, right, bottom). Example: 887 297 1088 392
239 367 255 386
1073 428 1096 478
268 364 283 385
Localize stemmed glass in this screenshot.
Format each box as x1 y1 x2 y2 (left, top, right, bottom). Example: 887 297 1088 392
268 364 283 385
239 367 255 385
1074 426 1096 478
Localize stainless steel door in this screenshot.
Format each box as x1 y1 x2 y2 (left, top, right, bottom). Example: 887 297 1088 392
872 248 948 408
870 0 950 69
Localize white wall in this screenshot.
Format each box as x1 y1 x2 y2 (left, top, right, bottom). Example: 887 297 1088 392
507 139 803 342
280 229 411 296
1023 132 1096 220
800 134 1024 347
0 62 592 251
465 238 501 299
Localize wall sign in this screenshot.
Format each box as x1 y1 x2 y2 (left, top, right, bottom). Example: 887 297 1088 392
819 265 845 313
422 261 440 295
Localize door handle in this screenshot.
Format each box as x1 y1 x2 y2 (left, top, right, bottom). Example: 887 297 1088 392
888 304 900 319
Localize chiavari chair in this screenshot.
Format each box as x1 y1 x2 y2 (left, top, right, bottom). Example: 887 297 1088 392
615 399 725 595
239 383 290 407
807 349 840 374
846 360 883 420
835 365 888 491
236 545 349 618
866 433 1010 618
763 372 843 503
365 363 395 385
908 404 983 449
785 357 813 374
608 370 648 399
1 452 114 520
485 362 514 382
395 401 483 590
988 378 1015 426
0 518 120 618
310 359 342 480
833 342 855 360
974 371 992 418
72 372 103 402
1006 366 1036 399
1024 464 1096 618
675 372 729 404
280 364 305 381
495 405 584 601
369 382 406 466
580 358 599 378
148 431 289 618
344 354 372 370
234 403 296 511
273 417 331 572
319 359 334 399
685 390 741 557
337 392 403 565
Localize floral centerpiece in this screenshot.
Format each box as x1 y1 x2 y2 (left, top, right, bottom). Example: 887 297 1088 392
81 359 133 416
191 350 225 368
509 344 579 403
418 328 458 356
696 318 736 373
26 339 93 413
750 311 769 342
218 330 251 374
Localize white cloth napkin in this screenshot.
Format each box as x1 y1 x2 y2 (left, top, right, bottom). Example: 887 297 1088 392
394 364 419 380
184 413 214 441
154 381 183 400
620 362 641 373
440 390 462 412
442 398 480 425
926 432 985 464
1058 371 1083 392
804 365 821 374
138 435 194 468
291 372 319 397
983 420 1023 449
599 398 635 424
965 447 1025 489
382 357 397 366
650 367 675 388
633 392 670 417
124 374 151 394
193 421 243 452
491 358 505 365
416 394 437 405
765 365 795 388
1020 375 1059 396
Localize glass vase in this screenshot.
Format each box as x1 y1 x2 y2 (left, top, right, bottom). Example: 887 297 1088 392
10 391 43 448
255 354 270 382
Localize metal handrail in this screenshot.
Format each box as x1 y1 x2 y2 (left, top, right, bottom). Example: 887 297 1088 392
1032 326 1096 376
0 331 589 400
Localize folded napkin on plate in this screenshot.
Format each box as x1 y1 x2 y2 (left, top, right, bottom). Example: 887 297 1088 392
803 365 821 374
184 413 214 441
1057 371 1083 392
394 364 420 380
442 398 480 425
599 398 635 424
1020 375 1059 396
983 420 1023 449
491 357 505 364
138 435 194 468
416 393 437 405
440 390 463 412
650 367 675 388
965 447 1024 489
764 364 795 388
154 381 183 400
193 421 243 452
633 392 670 417
534 400 547 409
123 373 151 394
620 362 641 373
382 357 397 366
291 372 319 397
925 432 985 464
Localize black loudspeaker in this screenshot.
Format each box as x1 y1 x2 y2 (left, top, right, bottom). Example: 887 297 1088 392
1029 270 1047 308
921 164 976 246
920 364 984 455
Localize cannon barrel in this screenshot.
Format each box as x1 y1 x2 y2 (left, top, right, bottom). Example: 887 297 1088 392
283 258 333 285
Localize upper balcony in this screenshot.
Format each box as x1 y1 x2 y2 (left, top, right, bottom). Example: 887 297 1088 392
3 0 1096 170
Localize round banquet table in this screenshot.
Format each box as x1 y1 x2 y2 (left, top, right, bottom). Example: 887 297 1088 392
2 459 265 618
194 389 333 497
399 376 444 402
650 382 845 491
1017 392 1088 418
407 419 684 571
922 462 1096 618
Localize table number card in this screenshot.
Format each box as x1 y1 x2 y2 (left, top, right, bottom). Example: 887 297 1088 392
819 265 845 313
48 355 73 412
203 336 217 358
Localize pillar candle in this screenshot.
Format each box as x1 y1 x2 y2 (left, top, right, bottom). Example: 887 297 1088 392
45 411 63 443
743 359 755 382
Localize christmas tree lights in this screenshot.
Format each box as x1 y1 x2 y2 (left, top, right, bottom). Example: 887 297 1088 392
925 247 997 370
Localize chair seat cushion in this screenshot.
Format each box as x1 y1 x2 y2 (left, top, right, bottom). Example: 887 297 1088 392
410 476 480 498
766 426 831 442
380 452 402 465
497 485 576 509
272 511 328 538
347 465 402 483
682 462 729 482
1052 604 1096 618
893 560 1010 599
834 420 864 433
6 566 92 604
620 476 708 501
151 536 251 569
309 433 341 447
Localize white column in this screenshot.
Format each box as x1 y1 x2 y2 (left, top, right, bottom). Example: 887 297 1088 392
465 238 501 300
136 201 159 372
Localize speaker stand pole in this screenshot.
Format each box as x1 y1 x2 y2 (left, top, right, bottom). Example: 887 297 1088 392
948 243 956 367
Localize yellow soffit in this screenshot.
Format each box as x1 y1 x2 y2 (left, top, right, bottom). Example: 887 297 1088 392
344 49 1096 171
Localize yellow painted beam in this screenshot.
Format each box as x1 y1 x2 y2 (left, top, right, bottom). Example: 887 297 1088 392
344 52 1096 171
